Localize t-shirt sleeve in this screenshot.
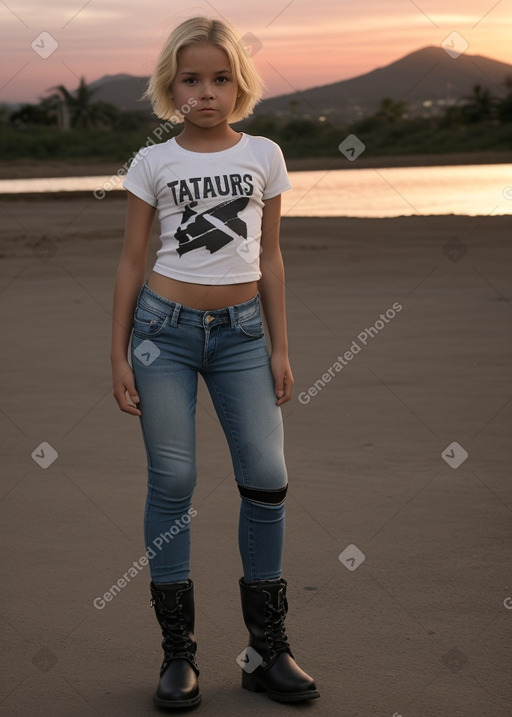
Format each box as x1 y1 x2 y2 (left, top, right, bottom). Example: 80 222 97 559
123 148 158 207
262 144 292 200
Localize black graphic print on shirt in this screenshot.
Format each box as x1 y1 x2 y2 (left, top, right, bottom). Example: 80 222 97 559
174 197 250 256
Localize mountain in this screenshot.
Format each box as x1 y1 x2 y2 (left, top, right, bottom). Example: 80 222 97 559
90 75 151 112
253 47 512 121
88 73 136 88
86 47 512 120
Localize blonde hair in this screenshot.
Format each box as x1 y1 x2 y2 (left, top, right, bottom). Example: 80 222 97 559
144 16 264 123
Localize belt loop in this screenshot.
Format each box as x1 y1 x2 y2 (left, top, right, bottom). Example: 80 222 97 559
228 305 236 328
170 302 182 327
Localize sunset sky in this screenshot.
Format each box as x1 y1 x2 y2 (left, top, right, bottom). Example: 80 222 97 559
1 0 511 104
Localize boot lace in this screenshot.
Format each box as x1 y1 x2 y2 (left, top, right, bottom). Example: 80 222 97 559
151 596 197 672
264 596 291 660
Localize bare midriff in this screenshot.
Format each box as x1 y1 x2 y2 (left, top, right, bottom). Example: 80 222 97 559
147 271 258 310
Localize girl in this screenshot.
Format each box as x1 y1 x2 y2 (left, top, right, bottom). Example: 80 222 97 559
111 16 319 709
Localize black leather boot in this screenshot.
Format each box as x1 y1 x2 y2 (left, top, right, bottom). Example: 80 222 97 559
239 577 320 702
150 580 201 709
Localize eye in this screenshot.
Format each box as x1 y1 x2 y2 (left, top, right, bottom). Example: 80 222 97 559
215 76 229 83
184 78 197 84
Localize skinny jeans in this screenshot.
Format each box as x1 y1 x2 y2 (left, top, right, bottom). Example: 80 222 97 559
131 283 287 584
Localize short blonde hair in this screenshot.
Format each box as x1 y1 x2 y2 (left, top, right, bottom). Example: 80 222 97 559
144 16 264 123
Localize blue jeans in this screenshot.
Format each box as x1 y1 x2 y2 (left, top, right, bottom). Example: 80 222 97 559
131 283 288 584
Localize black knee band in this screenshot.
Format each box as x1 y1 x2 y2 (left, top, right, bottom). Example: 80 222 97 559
238 484 288 504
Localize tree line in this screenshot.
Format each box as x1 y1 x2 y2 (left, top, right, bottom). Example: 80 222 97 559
3 76 512 129
1 77 511 160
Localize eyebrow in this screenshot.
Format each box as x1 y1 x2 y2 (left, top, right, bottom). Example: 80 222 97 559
179 69 232 76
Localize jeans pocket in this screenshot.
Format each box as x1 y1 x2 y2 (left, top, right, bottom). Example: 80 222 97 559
133 300 168 338
238 313 265 339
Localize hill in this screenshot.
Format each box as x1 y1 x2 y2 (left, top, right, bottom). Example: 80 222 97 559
90 74 152 112
82 46 512 120
254 46 512 121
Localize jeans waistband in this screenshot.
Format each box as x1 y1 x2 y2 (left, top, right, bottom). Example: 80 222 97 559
138 282 261 328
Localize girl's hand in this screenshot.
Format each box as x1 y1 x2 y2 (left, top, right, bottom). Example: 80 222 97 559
270 351 294 405
112 358 141 416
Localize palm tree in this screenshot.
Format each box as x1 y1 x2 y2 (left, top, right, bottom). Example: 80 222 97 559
497 75 512 123
0 103 10 126
9 98 58 127
288 99 299 116
48 77 117 129
375 97 408 123
462 84 495 123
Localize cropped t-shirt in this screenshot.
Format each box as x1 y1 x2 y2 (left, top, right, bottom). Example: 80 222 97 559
123 133 291 285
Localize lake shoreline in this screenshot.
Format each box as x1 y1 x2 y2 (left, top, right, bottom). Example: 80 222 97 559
2 163 510 217
1 150 511 180
1 199 511 251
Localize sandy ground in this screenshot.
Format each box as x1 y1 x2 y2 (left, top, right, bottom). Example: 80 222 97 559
0 194 511 717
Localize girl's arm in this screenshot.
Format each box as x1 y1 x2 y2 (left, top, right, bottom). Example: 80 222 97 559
258 194 294 405
111 191 156 415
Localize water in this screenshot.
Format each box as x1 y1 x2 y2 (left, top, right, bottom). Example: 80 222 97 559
285 165 512 217
1 164 511 217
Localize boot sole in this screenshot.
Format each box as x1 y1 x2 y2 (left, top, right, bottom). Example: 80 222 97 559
153 692 202 710
242 672 320 702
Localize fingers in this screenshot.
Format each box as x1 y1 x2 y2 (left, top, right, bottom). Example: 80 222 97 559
112 371 141 416
113 385 142 415
275 371 293 406
124 389 142 416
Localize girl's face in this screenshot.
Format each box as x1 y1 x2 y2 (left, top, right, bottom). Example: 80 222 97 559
171 42 239 129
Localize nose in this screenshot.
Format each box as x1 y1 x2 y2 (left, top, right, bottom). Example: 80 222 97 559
199 81 215 100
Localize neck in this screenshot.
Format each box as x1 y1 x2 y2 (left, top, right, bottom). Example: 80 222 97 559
175 122 241 153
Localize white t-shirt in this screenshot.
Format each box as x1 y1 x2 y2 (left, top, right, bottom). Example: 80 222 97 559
123 133 291 285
